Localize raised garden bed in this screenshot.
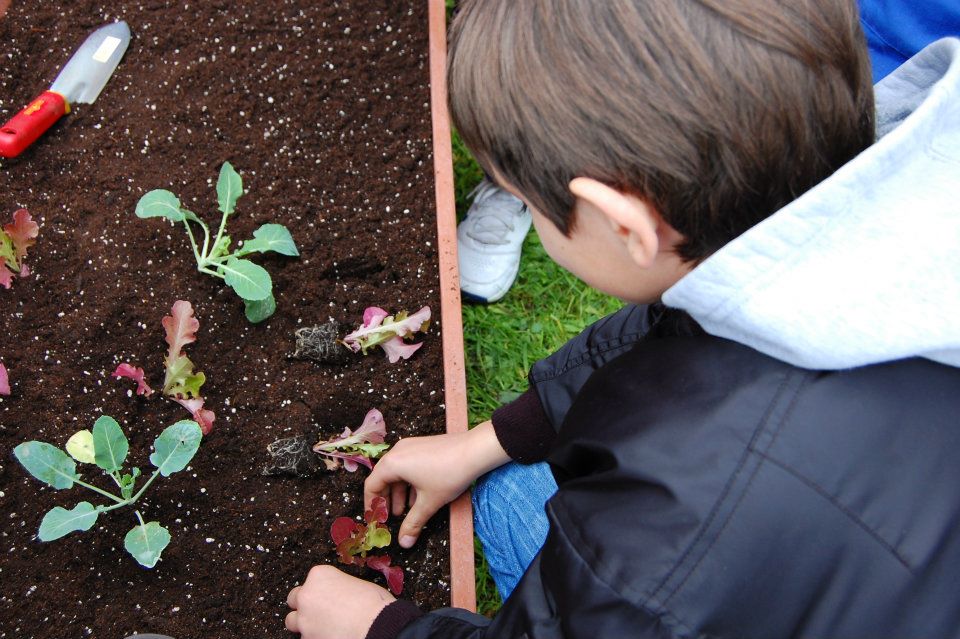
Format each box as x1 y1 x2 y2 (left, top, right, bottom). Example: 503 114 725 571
0 1 471 637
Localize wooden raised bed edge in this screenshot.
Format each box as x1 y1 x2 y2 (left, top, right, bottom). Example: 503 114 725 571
0 0 477 613
428 0 477 613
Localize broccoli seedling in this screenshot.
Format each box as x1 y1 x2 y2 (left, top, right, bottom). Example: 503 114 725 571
331 496 404 595
13 415 202 568
134 162 299 322
0 208 39 289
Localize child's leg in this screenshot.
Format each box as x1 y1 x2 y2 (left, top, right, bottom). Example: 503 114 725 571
473 461 558 600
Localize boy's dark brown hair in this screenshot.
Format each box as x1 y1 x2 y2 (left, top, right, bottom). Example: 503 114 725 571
448 0 875 261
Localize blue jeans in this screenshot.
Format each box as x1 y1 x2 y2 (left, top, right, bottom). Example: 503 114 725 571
472 461 558 601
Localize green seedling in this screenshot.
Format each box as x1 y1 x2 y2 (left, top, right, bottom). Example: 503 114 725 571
13 415 202 568
134 162 299 322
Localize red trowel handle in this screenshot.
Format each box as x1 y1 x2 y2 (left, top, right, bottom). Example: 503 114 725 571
0 90 69 159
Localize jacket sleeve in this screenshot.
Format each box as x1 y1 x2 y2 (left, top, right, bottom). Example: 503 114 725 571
394 519 674 639
491 304 659 463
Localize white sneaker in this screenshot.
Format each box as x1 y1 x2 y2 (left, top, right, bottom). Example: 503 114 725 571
457 179 532 303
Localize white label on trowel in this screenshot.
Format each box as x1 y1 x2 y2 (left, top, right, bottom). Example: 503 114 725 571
92 36 122 63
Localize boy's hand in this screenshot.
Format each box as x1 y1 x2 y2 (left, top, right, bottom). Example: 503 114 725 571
364 420 509 548
285 565 394 639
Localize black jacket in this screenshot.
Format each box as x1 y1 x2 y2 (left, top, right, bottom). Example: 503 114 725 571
372 305 960 639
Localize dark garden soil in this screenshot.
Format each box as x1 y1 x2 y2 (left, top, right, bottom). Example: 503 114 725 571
0 2 450 637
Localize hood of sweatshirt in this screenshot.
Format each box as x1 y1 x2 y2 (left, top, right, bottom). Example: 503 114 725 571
663 38 960 371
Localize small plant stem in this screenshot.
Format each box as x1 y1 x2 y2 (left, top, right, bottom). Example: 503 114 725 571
181 218 204 265
129 469 162 503
109 471 124 490
73 477 125 504
198 220 211 261
135 510 146 527
201 252 234 265
97 499 131 514
210 211 231 265
198 266 226 280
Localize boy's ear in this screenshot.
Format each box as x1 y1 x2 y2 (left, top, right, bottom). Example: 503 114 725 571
569 177 660 268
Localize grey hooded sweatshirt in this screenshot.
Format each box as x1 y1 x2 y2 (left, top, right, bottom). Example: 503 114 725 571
663 38 960 371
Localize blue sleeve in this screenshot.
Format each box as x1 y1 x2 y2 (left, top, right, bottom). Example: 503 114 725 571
859 0 960 81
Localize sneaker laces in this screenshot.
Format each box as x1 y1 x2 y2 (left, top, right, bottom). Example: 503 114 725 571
462 180 524 245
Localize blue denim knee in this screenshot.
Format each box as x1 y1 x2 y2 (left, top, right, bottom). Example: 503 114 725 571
472 461 558 601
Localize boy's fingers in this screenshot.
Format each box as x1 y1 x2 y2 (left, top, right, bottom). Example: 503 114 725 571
363 467 393 511
391 483 407 516
398 498 437 548
284 610 299 632
286 585 300 609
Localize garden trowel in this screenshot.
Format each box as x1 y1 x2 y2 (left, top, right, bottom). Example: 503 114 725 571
0 21 130 158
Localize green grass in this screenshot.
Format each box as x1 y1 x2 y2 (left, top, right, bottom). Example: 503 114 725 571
453 131 623 614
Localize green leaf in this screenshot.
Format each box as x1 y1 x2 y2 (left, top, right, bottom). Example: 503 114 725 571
244 294 276 323
120 467 141 500
124 521 171 568
367 526 392 550
13 442 79 489
208 234 232 260
216 162 243 216
180 208 203 224
38 502 99 541
163 354 206 397
242 224 299 257
351 443 390 459
65 430 96 464
221 258 272 301
150 420 203 477
92 415 129 473
135 190 185 222
0 232 16 269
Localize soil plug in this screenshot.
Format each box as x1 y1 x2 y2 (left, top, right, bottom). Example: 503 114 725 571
291 321 351 365
262 435 323 478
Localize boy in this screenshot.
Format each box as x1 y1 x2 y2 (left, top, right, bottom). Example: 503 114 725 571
454 0 960 305
285 1 960 637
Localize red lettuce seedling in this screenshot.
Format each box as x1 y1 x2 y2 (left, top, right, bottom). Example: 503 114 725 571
0 362 9 396
313 408 389 471
331 496 392 564
330 496 404 595
113 300 215 434
0 209 39 289
161 300 207 398
365 555 404 596
113 363 154 396
343 306 431 363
